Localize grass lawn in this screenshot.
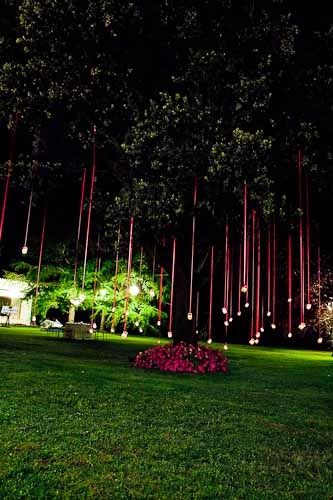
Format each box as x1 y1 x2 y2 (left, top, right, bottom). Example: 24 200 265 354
0 327 332 499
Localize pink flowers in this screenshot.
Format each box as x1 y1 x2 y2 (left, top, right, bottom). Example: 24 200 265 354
134 342 228 374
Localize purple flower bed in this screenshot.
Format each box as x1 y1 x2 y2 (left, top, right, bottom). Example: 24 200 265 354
134 341 228 374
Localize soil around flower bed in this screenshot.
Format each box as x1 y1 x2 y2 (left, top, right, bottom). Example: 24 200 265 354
134 341 228 374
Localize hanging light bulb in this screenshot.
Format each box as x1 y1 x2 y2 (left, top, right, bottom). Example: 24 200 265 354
306 303 312 310
241 284 248 293
254 338 259 344
157 339 161 344
129 284 140 296
260 327 265 333
135 320 139 327
271 323 276 329
222 307 227 315
298 322 306 330
112 306 116 313
245 302 250 308
317 337 323 344
149 290 155 298
187 312 193 320
22 246 28 255
288 332 292 338
223 343 228 350
267 310 272 317
195 329 199 334
249 338 255 345
125 310 129 316
121 331 128 338
224 320 229 327
237 311 242 316
229 317 233 323
157 320 161 326
255 332 260 338
32 315 36 322
89 328 94 334
92 322 97 329
287 298 292 303
111 327 115 333
207 338 212 344
100 288 107 297
139 327 143 333
167 331 173 338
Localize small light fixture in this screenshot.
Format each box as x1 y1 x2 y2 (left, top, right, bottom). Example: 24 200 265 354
298 322 306 330
223 343 228 350
111 327 115 333
129 284 140 296
306 303 312 310
271 323 276 329
22 246 28 255
241 284 248 293
237 311 242 316
245 302 250 308
32 315 36 322
167 331 172 338
254 338 259 344
317 337 323 344
222 307 227 315
224 320 229 327
135 321 139 327
187 312 193 320
157 320 161 326
267 311 271 317
112 306 116 313
207 338 212 344
149 290 155 298
121 331 128 338
79 293 85 301
287 298 292 303
92 322 97 329
260 327 264 333
249 338 255 345
255 332 260 338
288 332 292 338
139 327 143 333
100 288 107 297
229 317 233 323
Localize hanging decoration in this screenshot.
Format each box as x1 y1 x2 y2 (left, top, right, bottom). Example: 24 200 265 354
271 219 277 329
122 217 134 338
305 175 311 310
168 238 176 338
22 188 33 255
237 243 242 316
32 209 46 324
207 245 214 344
288 232 293 338
90 235 100 333
266 223 272 317
139 245 143 277
157 238 165 326
222 223 229 317
188 177 198 321
241 181 248 293
245 237 250 308
73 167 87 292
260 294 265 333
195 290 200 334
317 245 322 344
298 150 306 330
0 111 20 241
249 210 256 344
111 226 121 333
228 246 233 323
255 219 261 340
81 126 96 293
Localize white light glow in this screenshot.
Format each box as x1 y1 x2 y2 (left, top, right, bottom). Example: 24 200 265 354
157 320 161 326
306 303 312 310
267 311 271 317
121 331 128 338
224 320 229 327
135 321 139 327
167 331 173 338
112 306 116 313
287 298 292 303
260 327 264 333
21 246 28 255
229 317 233 323
298 322 306 330
223 343 228 350
100 288 107 297
241 284 248 293
249 338 255 345
187 312 193 320
255 332 260 338
254 338 259 344
207 338 212 344
245 302 250 308
129 284 140 296
237 311 242 316
149 290 155 297
222 307 227 315
288 332 292 338
317 337 323 344
271 323 276 329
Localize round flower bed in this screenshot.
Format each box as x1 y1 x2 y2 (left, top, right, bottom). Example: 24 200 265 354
134 341 228 374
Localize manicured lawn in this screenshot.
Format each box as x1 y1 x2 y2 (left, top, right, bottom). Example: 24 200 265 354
0 327 332 499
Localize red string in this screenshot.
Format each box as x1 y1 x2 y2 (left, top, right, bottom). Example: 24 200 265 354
242 181 247 290
157 238 165 326
82 127 96 291
111 227 120 332
188 177 198 318
255 219 261 337
288 232 292 335
272 220 276 327
123 217 134 334
306 175 311 307
267 223 271 316
168 238 176 335
23 189 33 250
245 236 250 306
229 245 233 321
238 242 242 315
318 245 321 340
223 223 229 314
33 209 46 320
73 168 86 289
208 245 214 342
0 111 20 241
250 210 256 341
298 150 305 326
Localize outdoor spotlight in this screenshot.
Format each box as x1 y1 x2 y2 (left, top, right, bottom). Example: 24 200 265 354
229 317 233 323
288 332 292 338
21 246 28 255
271 323 276 329
222 307 227 315
121 331 128 338
149 290 155 298
255 332 260 338
237 311 242 316
249 338 255 345
129 284 140 296
135 321 139 327
245 302 250 308
267 311 271 317
187 312 193 320
167 331 173 338
207 338 212 344
287 298 292 303
306 303 312 310
298 322 306 330
241 284 248 293
224 320 229 327
157 320 161 326
223 343 228 350
317 337 323 344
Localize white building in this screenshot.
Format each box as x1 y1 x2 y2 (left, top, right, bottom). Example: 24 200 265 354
0 278 32 326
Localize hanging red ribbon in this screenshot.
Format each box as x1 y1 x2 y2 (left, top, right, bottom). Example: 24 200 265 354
32 209 46 322
267 223 271 317
317 245 322 343
250 210 256 343
305 175 311 309
157 238 165 326
242 181 248 292
111 227 121 333
288 232 293 337
237 242 242 316
188 177 198 320
168 238 176 337
123 217 134 335
255 219 261 338
208 245 214 343
271 219 277 329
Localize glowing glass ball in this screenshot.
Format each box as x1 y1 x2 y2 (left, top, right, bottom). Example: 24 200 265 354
32 315 36 322
187 312 193 320
111 327 115 333
89 328 94 334
135 321 139 327
130 284 140 296
271 323 276 329
21 246 28 255
167 331 173 338
207 338 212 344
100 288 107 297
223 343 228 350
288 332 292 338
121 331 128 338
112 306 116 313
157 320 161 326
224 320 229 327
260 327 264 333
229 317 233 323
245 302 250 308
287 298 292 303
298 322 306 330
267 311 272 317
237 311 242 316
149 290 155 298
125 310 129 316
92 322 97 329
255 332 260 338
254 338 259 344
249 338 255 345
317 337 323 344
306 303 312 310
139 327 143 333
241 284 248 293
222 307 227 315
